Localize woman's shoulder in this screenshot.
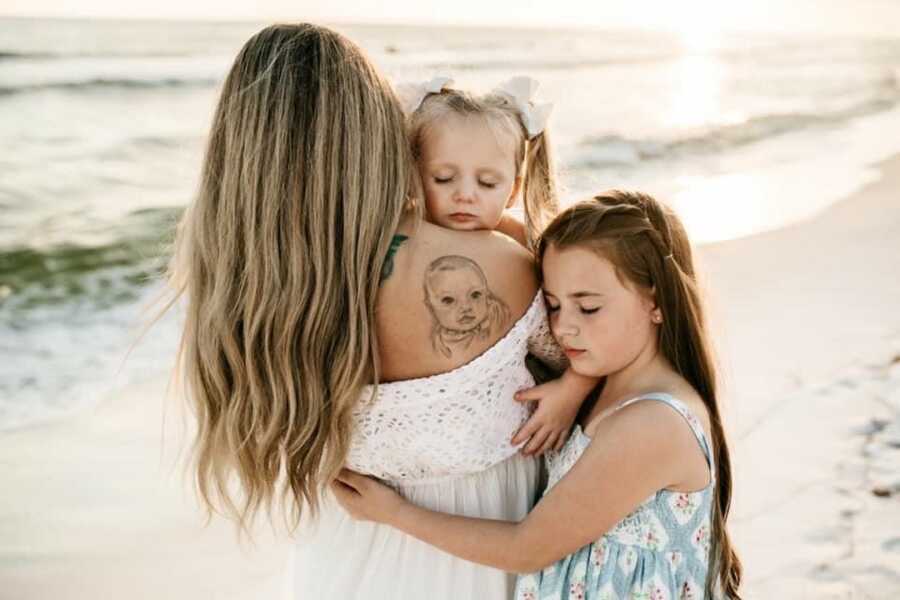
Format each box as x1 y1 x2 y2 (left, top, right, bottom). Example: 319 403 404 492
398 220 534 268
391 220 538 303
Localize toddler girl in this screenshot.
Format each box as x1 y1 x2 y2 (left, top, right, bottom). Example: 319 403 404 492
401 75 556 249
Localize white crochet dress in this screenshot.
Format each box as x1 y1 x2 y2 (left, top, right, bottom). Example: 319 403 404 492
284 291 566 600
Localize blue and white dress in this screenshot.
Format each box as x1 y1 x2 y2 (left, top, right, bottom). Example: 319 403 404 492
515 393 716 600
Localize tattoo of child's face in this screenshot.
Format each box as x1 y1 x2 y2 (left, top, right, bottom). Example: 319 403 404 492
423 256 511 358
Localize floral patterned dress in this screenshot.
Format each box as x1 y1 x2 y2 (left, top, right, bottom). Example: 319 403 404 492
514 393 715 600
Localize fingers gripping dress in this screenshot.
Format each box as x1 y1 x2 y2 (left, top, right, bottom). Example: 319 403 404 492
284 291 566 600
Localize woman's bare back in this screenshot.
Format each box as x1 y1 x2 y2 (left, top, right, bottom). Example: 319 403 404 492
376 218 539 382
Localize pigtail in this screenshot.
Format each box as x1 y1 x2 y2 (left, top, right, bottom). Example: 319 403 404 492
521 130 560 249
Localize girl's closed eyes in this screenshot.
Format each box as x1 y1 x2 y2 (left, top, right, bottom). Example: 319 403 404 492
543 294 603 315
545 303 601 315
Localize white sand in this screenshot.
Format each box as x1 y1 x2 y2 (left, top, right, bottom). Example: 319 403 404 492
701 154 900 597
2 156 899 598
0 376 290 600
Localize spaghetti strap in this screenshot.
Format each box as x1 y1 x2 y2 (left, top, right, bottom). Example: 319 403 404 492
615 392 715 477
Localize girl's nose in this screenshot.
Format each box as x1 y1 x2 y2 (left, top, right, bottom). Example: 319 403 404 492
554 324 579 339
551 314 579 339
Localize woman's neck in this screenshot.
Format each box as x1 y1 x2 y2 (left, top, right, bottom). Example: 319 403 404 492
396 210 420 237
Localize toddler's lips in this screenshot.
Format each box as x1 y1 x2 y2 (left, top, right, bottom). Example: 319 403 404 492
448 213 478 223
564 347 586 359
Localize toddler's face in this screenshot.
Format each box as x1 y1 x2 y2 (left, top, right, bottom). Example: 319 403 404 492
541 244 658 378
418 114 520 232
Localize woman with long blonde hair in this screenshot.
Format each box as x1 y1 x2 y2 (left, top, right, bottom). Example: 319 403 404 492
169 23 574 599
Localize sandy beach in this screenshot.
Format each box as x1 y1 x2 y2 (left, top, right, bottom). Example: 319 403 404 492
704 153 900 596
2 155 899 598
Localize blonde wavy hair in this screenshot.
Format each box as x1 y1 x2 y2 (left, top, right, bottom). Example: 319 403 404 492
166 23 418 535
408 87 559 248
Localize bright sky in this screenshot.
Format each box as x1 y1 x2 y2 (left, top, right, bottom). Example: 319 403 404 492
3 0 900 37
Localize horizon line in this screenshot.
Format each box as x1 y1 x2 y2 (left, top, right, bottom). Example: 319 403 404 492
2 13 899 41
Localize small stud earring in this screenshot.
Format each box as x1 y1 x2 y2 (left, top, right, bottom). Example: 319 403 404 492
652 314 663 323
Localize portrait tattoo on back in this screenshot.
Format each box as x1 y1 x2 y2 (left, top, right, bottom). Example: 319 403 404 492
423 255 511 358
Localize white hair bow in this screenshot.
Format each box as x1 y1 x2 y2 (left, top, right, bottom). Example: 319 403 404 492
397 75 454 114
493 76 552 139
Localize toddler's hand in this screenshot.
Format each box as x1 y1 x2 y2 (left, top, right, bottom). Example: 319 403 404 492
510 379 581 456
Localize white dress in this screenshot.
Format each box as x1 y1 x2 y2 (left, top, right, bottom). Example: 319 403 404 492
284 291 566 600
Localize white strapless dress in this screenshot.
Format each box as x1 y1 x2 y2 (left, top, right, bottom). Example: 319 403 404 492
284 291 565 600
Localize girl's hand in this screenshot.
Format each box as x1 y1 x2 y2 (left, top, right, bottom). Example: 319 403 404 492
331 469 406 524
511 378 582 456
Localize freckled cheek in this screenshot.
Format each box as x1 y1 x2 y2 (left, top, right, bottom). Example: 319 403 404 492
583 321 611 357
584 319 632 362
575 326 614 377
611 319 654 369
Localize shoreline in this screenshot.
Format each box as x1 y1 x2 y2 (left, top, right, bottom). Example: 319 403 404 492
2 154 899 597
7 142 899 437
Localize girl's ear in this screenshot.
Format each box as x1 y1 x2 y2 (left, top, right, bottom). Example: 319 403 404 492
506 176 523 209
644 285 662 321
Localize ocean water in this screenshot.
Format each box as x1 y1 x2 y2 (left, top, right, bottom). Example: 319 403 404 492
1 17 899 430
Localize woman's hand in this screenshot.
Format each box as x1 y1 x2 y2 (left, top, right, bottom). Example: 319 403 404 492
331 469 407 525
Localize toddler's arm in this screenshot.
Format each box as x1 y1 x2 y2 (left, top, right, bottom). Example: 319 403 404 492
496 212 529 248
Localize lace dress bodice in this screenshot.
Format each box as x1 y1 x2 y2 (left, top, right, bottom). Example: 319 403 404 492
347 291 565 484
287 290 559 599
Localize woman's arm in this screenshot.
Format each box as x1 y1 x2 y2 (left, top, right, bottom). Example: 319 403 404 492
333 401 699 572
